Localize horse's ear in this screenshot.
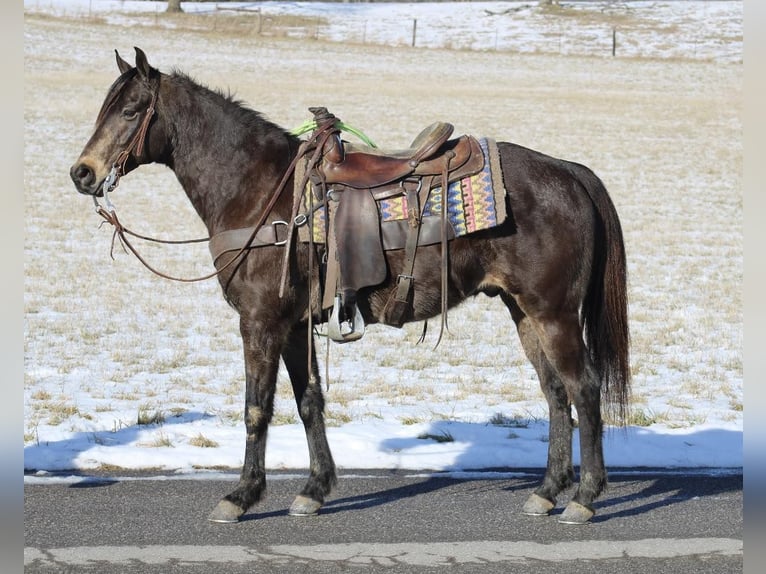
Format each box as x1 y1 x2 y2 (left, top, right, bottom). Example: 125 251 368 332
134 46 152 79
115 50 132 74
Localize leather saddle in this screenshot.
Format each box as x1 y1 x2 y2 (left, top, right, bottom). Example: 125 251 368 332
300 107 485 342
311 107 481 192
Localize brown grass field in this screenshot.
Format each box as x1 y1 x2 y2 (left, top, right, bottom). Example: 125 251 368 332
24 9 742 440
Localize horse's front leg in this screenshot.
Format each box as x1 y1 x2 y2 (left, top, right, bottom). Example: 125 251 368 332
208 316 283 523
282 323 337 516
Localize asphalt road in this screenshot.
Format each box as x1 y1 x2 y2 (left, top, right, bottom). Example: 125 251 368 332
24 469 742 573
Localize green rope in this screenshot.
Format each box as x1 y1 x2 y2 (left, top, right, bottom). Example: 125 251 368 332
291 118 377 148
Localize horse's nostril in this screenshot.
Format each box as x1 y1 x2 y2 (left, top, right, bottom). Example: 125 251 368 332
71 163 94 187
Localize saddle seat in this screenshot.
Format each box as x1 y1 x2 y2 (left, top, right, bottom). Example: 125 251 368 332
360 121 455 160
328 122 453 186
312 107 457 189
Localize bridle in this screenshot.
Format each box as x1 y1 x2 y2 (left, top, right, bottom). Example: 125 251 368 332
94 77 156 214
90 77 230 282
91 79 337 286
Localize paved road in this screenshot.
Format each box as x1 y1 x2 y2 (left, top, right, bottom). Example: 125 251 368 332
24 469 742 573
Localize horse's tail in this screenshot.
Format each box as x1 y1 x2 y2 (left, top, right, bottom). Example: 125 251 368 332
572 165 631 425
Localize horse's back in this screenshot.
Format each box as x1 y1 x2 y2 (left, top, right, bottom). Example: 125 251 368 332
497 141 604 211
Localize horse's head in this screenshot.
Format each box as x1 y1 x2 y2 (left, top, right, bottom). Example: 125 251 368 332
70 47 163 197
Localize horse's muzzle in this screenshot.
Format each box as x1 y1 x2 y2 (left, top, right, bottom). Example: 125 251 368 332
70 162 104 197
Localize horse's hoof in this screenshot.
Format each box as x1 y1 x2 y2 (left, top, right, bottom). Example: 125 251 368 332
558 501 594 524
208 499 244 524
522 493 555 516
288 495 322 517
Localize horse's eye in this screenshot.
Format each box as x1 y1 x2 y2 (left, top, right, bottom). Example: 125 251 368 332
122 109 138 121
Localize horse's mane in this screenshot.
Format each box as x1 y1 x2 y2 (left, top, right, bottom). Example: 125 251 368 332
96 64 292 142
169 68 291 137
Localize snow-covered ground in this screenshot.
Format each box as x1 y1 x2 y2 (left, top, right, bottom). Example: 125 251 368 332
23 1 742 479
24 0 742 62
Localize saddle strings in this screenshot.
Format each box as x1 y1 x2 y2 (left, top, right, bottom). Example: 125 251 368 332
277 122 339 299
434 150 456 348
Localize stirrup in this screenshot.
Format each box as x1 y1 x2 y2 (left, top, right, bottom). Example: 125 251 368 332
327 295 365 343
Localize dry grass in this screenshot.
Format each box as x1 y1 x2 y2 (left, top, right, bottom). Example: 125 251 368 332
137 432 175 448
23 10 742 436
188 433 219 448
137 405 165 426
417 431 455 443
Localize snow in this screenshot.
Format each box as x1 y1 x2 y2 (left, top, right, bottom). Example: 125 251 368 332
24 0 742 62
23 1 742 480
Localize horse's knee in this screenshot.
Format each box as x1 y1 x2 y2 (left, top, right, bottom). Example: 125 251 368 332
245 404 269 431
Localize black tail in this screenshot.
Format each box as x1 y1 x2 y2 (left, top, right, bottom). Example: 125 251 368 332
574 166 631 424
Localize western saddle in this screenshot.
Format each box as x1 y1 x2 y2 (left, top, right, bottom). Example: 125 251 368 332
295 107 485 343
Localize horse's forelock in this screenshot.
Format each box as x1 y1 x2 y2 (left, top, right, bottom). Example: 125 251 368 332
95 68 138 124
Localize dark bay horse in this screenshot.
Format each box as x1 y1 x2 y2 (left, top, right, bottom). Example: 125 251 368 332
70 47 630 525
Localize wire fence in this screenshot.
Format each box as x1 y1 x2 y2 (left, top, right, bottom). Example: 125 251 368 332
24 1 743 64
245 0 742 64
255 16 742 63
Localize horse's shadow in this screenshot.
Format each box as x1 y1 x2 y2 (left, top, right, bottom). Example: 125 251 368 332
313 421 741 523
320 471 541 515
238 472 543 522
586 470 743 523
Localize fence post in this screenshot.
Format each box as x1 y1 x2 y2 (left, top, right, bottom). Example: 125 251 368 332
412 19 417 47
612 27 616 57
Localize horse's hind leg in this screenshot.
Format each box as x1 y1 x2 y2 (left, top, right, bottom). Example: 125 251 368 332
282 323 337 516
510 297 606 523
503 295 575 515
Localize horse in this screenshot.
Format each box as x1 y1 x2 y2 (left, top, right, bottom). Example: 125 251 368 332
70 47 630 525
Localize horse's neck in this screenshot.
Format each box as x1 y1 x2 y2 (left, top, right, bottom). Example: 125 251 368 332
165 86 293 234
